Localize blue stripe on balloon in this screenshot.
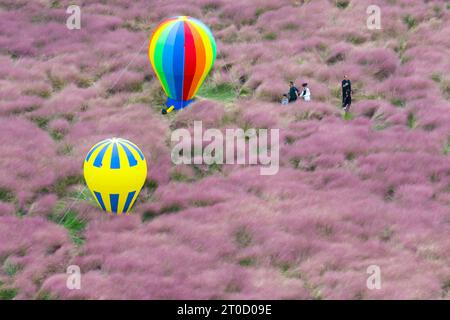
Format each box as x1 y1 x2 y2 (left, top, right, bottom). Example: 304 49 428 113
86 140 109 162
122 191 136 213
119 142 138 167
122 140 145 160
172 20 185 101
94 191 106 211
110 194 119 214
163 21 182 100
110 142 120 169
93 142 111 168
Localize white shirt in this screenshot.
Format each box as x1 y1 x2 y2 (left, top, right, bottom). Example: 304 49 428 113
301 88 311 101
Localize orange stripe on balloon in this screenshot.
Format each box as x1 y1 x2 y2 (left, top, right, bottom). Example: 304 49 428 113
189 19 214 96
186 21 206 99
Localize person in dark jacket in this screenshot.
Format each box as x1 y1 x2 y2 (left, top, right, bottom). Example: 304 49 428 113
342 75 352 112
288 81 300 103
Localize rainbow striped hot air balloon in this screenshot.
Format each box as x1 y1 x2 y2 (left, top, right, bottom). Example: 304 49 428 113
83 138 147 215
148 16 216 111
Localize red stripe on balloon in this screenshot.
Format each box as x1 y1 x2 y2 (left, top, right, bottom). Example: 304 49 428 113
187 22 206 99
183 21 197 100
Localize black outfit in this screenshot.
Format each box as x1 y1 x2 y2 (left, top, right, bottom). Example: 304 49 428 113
289 86 299 102
342 79 352 108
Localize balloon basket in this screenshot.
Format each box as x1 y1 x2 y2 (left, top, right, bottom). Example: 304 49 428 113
166 98 194 110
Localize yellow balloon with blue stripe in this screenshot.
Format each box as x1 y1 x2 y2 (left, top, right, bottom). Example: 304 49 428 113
83 138 147 214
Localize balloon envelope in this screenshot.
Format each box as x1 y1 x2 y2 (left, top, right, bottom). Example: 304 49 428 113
148 16 216 110
83 138 147 214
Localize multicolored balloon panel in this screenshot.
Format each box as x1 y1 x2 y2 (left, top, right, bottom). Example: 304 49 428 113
83 138 147 214
148 16 216 110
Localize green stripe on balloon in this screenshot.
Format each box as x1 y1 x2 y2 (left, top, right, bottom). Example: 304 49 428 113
154 21 175 97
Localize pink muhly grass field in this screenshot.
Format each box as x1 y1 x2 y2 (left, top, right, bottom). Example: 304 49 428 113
0 0 449 300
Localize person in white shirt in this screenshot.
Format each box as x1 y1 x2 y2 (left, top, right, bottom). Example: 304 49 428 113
281 94 289 105
299 83 311 101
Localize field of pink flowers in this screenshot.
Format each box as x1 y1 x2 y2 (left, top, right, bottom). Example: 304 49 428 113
0 0 449 300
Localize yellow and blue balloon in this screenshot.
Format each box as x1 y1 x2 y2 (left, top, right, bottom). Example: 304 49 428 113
83 138 147 214
148 16 216 112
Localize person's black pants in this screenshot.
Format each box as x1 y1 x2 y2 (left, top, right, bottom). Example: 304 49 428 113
342 96 351 108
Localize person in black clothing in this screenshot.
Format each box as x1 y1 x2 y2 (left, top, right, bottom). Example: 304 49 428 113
288 81 300 103
342 75 352 112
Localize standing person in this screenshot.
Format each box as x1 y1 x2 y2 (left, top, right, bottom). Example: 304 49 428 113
288 81 300 103
299 83 311 101
281 94 289 105
342 75 352 112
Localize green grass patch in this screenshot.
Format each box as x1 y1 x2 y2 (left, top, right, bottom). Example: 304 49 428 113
391 98 406 107
197 82 238 103
191 163 223 180
0 287 17 300
170 170 190 182
442 279 450 298
331 85 341 99
407 112 417 129
403 14 417 30
159 204 182 214
191 200 215 207
50 130 64 141
235 228 252 248
24 87 51 99
372 113 391 131
281 22 299 31
238 86 252 97
53 175 84 197
142 210 157 223
263 32 277 41
146 179 158 191
343 112 354 121
336 0 350 9
346 34 366 45
238 257 256 267
57 143 73 156
47 73 66 92
284 136 296 145
326 53 345 65
0 187 14 202
76 77 93 88
30 116 50 129
379 227 394 242
441 80 450 99
36 290 58 300
443 135 450 155
3 260 22 277
225 281 241 293
49 210 86 245
384 186 396 202
49 0 62 9
431 73 442 83
295 110 324 121
71 187 95 203
394 39 408 57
